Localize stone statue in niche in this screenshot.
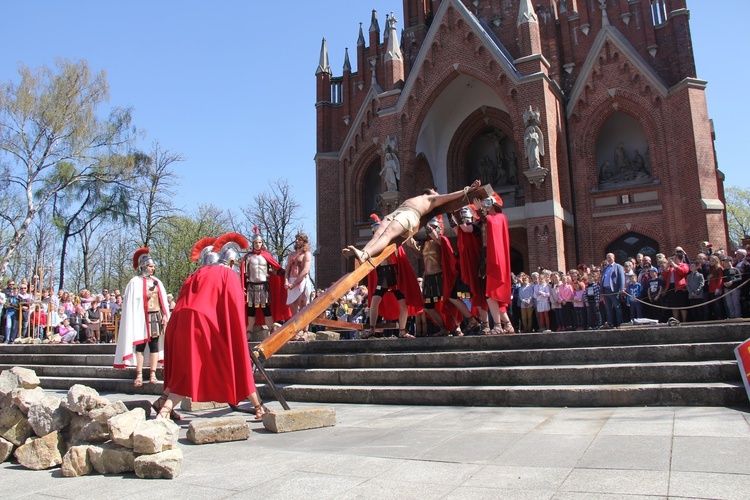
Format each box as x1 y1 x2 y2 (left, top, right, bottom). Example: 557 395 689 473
507 151 518 185
468 129 519 188
523 106 545 170
614 142 630 175
381 135 400 192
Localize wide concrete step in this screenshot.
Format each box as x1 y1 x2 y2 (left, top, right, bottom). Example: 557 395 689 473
37 376 163 395
0 364 160 380
262 361 740 386
260 382 747 407
265 342 739 369
0 354 114 366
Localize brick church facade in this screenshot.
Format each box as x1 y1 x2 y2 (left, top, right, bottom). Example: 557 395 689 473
314 0 726 287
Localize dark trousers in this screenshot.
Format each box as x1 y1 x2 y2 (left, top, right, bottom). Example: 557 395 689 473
603 287 623 326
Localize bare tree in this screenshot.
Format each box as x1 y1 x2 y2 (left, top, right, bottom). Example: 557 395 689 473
133 142 183 248
239 178 305 263
0 59 135 276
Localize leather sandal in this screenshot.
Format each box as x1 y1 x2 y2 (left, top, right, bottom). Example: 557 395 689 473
155 398 173 420
152 394 183 421
502 322 515 334
398 329 415 339
134 373 143 387
254 403 269 421
361 326 376 339
149 371 159 384
479 322 492 335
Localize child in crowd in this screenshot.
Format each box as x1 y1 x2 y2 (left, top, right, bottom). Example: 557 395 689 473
572 278 587 330
559 274 575 331
686 261 705 322
647 268 665 321
535 271 551 332
550 272 564 332
58 318 78 343
517 273 535 333
29 304 47 339
626 272 643 321
585 272 602 329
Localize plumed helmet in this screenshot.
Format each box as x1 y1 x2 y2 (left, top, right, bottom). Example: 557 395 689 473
132 247 154 274
426 216 443 235
190 237 219 267
251 226 263 244
213 232 250 268
370 214 381 233
459 206 476 222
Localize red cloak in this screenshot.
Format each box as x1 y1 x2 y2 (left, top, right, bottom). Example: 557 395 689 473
436 235 461 329
163 265 255 405
456 225 487 310
485 212 512 309
367 246 423 320
240 250 291 323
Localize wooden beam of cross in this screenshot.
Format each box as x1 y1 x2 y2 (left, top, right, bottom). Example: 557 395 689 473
253 243 398 361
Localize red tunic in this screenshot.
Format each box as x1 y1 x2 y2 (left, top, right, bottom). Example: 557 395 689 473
367 246 423 320
485 212 512 310
163 265 255 405
436 235 462 328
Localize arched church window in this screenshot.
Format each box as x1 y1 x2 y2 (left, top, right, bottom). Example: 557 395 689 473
595 112 652 189
606 232 659 265
650 0 668 26
466 126 519 191
361 159 382 221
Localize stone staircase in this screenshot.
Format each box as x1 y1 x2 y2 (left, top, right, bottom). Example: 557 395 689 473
1 322 749 407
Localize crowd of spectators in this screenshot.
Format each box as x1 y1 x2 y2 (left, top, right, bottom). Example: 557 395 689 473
0 282 133 344
3 241 749 343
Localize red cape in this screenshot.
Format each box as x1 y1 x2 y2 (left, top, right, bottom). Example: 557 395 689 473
456 225 487 310
163 265 255 405
367 246 423 320
240 250 291 323
485 212 512 309
437 235 461 329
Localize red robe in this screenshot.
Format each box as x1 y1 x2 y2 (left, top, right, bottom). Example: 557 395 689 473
240 250 291 323
367 246 423 320
485 212 512 310
456 225 487 310
435 235 461 329
163 265 255 405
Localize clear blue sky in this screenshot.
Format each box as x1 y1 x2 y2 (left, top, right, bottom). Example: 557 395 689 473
1 1 746 248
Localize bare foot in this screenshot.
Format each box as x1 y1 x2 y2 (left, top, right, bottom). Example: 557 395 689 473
342 247 354 258
346 245 366 263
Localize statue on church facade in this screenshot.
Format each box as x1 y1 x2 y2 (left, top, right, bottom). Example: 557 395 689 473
523 106 545 170
381 135 400 192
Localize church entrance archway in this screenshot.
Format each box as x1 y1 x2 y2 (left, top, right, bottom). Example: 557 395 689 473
605 232 660 264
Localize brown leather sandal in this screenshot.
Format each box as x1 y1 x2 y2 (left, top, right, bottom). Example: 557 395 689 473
254 403 269 421
152 394 183 421
398 329 415 339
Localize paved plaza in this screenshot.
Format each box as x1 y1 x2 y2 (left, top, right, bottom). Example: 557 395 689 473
3 392 750 499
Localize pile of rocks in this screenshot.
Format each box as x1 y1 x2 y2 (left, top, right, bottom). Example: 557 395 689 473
0 366 182 479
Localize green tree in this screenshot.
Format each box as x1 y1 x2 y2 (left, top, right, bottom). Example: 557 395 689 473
725 186 750 247
0 58 135 276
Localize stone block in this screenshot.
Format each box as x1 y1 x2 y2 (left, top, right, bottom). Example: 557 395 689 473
316 331 341 341
186 416 250 444
68 413 109 445
134 448 183 479
61 445 92 477
262 407 337 433
108 407 146 448
0 436 13 463
0 406 34 446
10 387 46 414
14 430 66 470
88 441 136 474
179 398 229 411
89 400 128 425
0 367 40 397
28 395 72 437
133 419 178 454
62 385 109 414
123 399 154 417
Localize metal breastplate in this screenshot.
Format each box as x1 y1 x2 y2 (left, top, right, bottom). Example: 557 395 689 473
423 240 441 275
146 279 161 312
245 253 269 282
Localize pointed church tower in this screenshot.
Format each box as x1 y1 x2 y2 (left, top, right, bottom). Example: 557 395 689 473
315 38 332 151
383 12 404 89
515 0 547 76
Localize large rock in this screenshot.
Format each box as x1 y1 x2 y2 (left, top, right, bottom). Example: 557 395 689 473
0 367 40 397
133 419 179 454
89 400 128 425
62 385 109 414
186 416 250 444
87 441 136 474
108 408 146 449
14 431 66 470
0 436 13 463
61 445 92 477
262 407 337 433
68 413 109 445
10 387 46 414
134 448 183 479
28 396 72 437
0 406 34 446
